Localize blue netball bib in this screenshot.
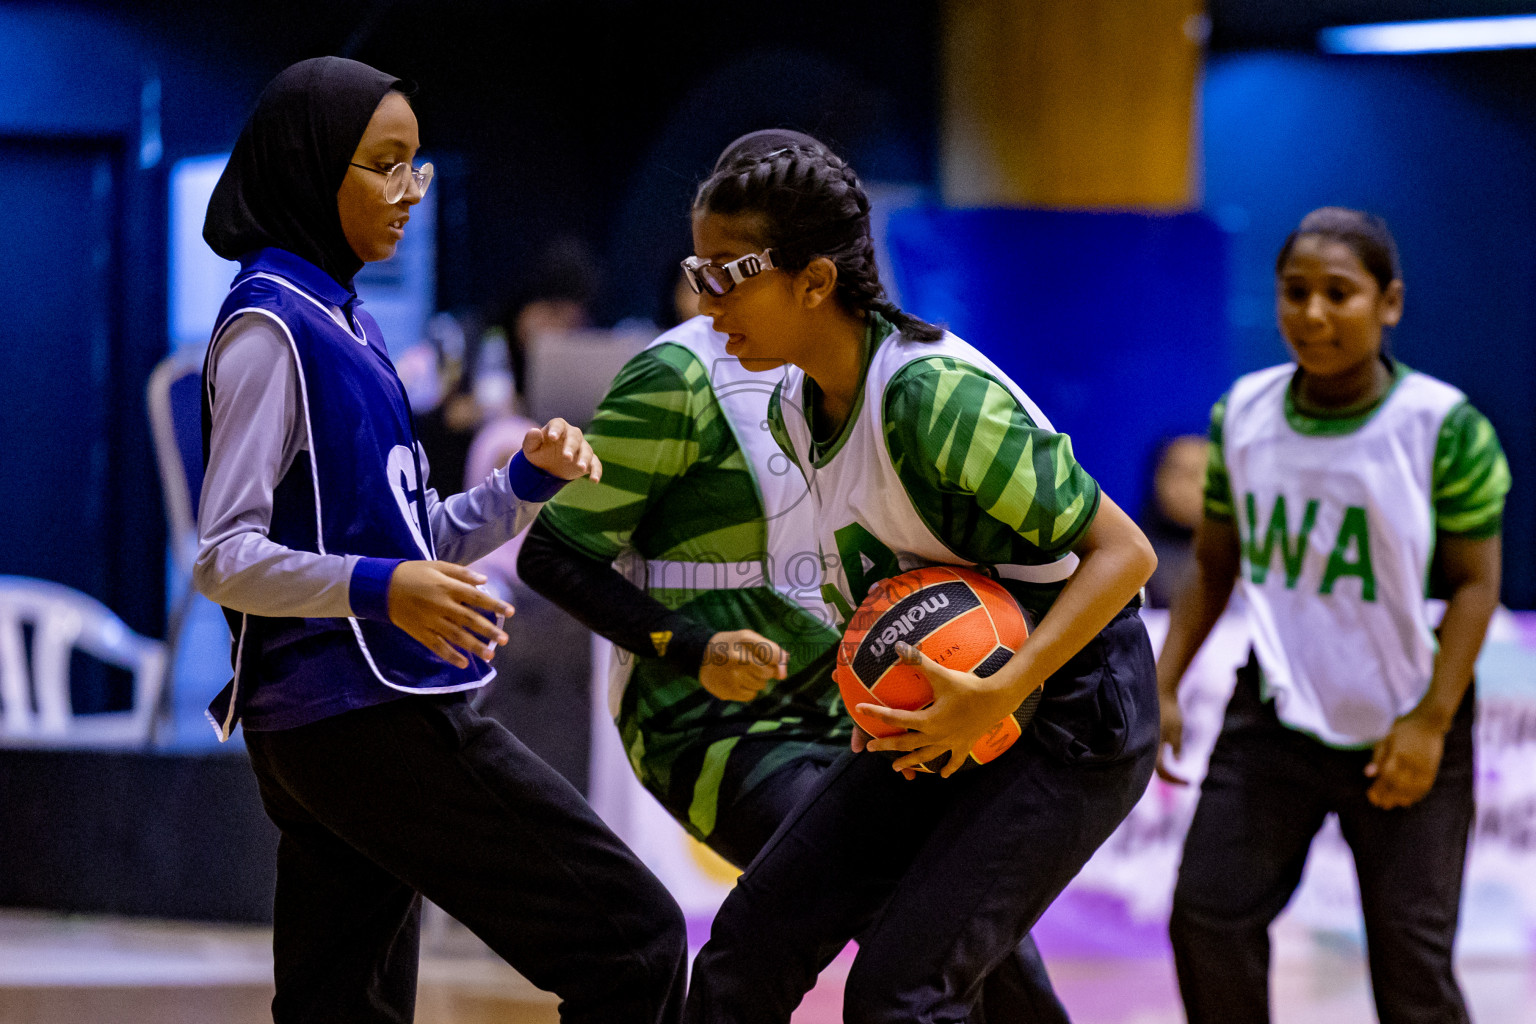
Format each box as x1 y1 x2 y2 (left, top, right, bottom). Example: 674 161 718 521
202 248 491 740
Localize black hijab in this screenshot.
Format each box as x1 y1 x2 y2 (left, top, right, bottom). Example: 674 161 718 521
204 56 404 288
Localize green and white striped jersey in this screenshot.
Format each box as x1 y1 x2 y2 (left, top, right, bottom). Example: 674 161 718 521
538 317 847 841
768 314 1101 626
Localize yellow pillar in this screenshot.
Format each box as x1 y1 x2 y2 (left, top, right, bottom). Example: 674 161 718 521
942 0 1204 209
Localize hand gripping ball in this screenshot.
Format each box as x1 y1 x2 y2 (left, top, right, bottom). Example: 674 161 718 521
834 565 1040 771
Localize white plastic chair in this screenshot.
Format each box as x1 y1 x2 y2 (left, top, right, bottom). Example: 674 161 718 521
0 575 167 746
147 347 205 582
146 347 206 741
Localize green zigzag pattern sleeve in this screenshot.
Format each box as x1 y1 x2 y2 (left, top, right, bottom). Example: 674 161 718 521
537 343 715 561
1203 391 1234 522
884 356 1100 560
1432 400 1510 538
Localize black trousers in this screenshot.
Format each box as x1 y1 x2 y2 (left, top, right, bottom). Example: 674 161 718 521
1169 661 1475 1024
708 751 1073 1024
244 694 687 1024
685 608 1159 1024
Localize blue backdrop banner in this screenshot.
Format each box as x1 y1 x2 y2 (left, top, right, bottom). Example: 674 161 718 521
884 207 1231 520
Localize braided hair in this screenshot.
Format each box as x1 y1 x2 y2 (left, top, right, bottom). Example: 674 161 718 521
694 130 943 342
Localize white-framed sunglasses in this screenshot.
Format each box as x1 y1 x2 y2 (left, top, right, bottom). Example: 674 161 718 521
349 160 434 204
680 249 777 297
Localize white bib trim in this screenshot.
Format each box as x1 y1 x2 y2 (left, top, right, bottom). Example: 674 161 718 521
644 558 766 590
996 557 1080 585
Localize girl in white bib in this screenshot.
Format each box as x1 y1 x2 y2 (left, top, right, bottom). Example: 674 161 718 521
1157 207 1509 1024
679 131 1161 1024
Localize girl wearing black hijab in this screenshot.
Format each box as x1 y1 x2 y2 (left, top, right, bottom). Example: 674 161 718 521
196 57 686 1024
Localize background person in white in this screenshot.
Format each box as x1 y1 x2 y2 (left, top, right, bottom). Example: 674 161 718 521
1157 207 1509 1024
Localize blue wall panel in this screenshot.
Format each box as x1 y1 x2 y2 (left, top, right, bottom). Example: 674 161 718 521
885 208 1231 521
0 6 263 640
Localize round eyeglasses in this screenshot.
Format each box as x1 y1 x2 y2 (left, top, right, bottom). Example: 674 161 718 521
349 160 434 204
680 249 777 297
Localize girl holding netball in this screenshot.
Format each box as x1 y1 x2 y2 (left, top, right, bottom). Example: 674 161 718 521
1156 207 1508 1023
196 57 684 1023
520 129 1072 1022
679 130 1160 1024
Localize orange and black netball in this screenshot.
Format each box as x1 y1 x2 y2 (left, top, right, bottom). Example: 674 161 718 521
835 566 1038 770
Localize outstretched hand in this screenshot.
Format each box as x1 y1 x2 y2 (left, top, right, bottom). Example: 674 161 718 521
699 629 787 702
858 641 1029 779
523 417 602 483
387 560 513 669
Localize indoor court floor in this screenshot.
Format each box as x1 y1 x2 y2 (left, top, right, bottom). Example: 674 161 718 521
1 909 1531 1023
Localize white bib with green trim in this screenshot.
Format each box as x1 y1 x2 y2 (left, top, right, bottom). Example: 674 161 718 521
778 329 1077 626
1224 363 1464 746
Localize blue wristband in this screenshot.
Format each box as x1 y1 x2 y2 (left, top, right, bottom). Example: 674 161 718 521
350 557 405 621
506 450 569 503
